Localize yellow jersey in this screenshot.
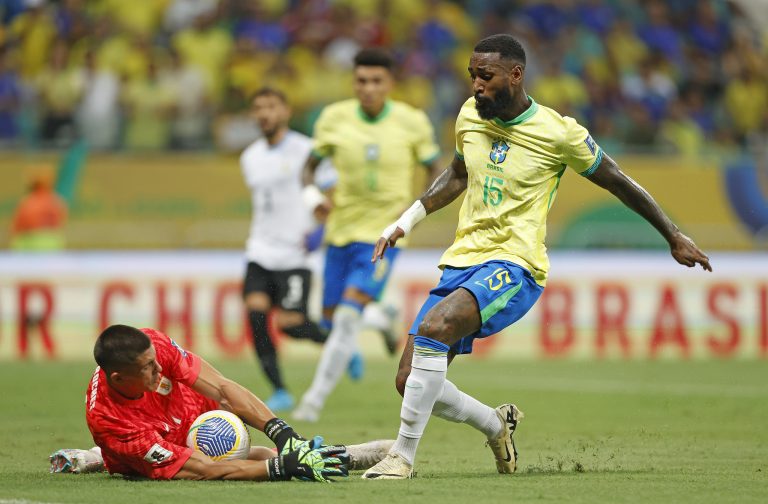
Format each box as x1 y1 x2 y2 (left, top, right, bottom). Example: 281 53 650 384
440 96 603 285
312 99 440 246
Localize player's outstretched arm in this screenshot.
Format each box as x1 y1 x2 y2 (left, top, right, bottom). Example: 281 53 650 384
586 154 712 272
372 155 468 262
174 446 348 482
192 359 276 430
193 360 310 453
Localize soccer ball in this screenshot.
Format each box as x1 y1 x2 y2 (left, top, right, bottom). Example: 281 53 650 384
186 410 251 461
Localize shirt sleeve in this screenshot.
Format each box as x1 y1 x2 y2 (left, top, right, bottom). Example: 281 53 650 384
561 116 603 176
101 423 193 479
411 110 441 165
311 106 335 159
142 328 202 388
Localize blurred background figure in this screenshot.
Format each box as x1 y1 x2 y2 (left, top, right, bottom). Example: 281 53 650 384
36 39 83 147
76 49 120 150
10 166 67 251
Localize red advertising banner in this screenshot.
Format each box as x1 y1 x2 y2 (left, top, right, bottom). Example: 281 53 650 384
1 251 765 360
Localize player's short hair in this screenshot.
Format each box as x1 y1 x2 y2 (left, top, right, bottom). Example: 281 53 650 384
353 48 394 71
94 324 151 372
252 87 287 104
474 34 526 66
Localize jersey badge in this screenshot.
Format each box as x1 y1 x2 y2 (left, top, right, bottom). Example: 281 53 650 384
156 376 173 396
365 144 380 162
144 443 173 464
490 140 510 164
584 135 596 155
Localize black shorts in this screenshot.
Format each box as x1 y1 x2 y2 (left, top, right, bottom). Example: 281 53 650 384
242 261 312 313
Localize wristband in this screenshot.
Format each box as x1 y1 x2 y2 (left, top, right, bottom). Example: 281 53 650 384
381 200 426 240
302 184 326 210
264 418 295 452
266 456 290 481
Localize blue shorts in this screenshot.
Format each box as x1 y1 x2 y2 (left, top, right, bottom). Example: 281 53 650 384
323 242 400 309
408 260 544 355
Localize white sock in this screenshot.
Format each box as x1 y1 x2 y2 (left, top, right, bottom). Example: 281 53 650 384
390 339 448 465
431 380 503 439
299 304 361 410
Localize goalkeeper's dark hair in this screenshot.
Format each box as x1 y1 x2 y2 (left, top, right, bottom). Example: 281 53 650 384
94 324 151 372
353 48 394 70
474 34 526 66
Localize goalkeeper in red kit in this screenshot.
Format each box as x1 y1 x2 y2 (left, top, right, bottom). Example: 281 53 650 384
50 324 389 481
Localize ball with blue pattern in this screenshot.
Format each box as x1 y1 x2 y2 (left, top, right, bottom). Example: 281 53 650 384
186 410 251 461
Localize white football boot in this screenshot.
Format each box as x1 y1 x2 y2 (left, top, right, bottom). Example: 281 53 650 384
486 403 524 474
361 452 413 480
49 447 104 474
345 439 395 470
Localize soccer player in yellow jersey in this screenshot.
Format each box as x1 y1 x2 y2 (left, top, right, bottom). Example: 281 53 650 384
293 49 441 422
363 34 712 480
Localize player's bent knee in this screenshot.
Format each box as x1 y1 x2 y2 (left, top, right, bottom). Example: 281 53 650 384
274 310 306 329
417 315 453 344
244 292 271 313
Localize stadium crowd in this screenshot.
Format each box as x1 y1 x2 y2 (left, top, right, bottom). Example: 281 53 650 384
0 0 766 155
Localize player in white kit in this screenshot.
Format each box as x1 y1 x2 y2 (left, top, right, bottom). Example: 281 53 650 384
241 88 328 412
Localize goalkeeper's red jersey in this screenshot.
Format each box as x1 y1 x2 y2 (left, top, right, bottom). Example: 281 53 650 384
85 328 218 479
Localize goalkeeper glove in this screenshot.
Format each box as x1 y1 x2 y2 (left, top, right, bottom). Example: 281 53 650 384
266 445 349 483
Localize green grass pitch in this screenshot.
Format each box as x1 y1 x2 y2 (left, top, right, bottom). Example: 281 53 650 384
1 357 766 503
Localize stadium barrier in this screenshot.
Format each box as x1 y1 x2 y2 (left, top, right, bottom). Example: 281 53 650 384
1 152 762 250
0 250 765 361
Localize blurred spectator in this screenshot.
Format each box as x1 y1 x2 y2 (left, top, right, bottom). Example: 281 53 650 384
167 48 209 148
576 0 616 35
620 55 677 122
636 0 683 64
605 19 649 76
623 101 657 148
53 0 88 43
212 75 263 153
531 59 588 115
687 1 730 56
8 0 56 79
172 10 232 103
76 49 120 149
233 2 289 52
163 0 219 33
0 47 21 144
121 55 176 150
724 65 768 142
10 167 67 251
93 0 167 38
0 0 765 153
658 99 705 157
36 40 83 146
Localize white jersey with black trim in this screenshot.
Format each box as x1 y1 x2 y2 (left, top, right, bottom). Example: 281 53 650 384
240 130 313 270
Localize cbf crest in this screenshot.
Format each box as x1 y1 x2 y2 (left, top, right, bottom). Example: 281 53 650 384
489 140 510 164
